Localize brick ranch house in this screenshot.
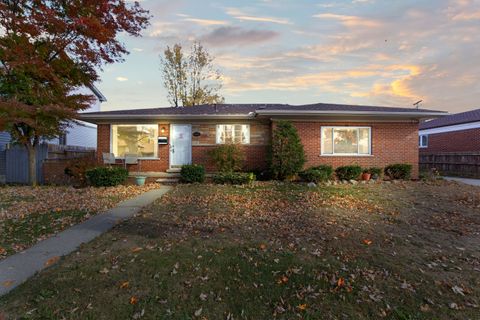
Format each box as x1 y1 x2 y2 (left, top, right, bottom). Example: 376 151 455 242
80 103 446 179
419 108 480 153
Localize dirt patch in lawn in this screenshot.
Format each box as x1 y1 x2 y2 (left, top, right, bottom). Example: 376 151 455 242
0 181 479 319
0 184 161 258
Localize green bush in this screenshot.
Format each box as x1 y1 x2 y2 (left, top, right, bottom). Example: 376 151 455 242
180 164 205 183
269 120 305 180
384 164 412 180
367 167 383 178
213 172 256 185
85 167 129 187
299 165 333 183
335 165 362 181
208 144 245 173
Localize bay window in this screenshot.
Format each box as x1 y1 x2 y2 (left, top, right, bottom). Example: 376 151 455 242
216 124 250 144
321 126 371 156
111 124 158 158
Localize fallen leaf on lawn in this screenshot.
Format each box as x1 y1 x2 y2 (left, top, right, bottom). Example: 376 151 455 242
120 281 129 289
99 267 109 274
2 280 14 288
277 275 289 284
337 277 345 287
194 307 202 316
451 285 465 296
297 304 307 311
130 296 138 305
363 239 373 245
449 302 459 310
0 247 6 255
131 247 143 253
420 304 430 312
199 293 208 301
44 256 60 267
259 243 267 250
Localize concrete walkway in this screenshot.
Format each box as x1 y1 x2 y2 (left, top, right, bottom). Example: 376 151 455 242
444 176 480 187
0 186 171 296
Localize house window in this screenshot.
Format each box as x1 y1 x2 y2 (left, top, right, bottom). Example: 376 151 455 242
111 124 158 158
58 134 67 146
321 126 371 156
216 125 250 144
419 135 428 148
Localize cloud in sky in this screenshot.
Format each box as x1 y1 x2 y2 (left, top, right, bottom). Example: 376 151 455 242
202 26 279 47
98 0 480 113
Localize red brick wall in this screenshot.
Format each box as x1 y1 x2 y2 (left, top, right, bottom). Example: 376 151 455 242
96 120 419 177
286 121 419 178
419 128 480 154
97 122 269 172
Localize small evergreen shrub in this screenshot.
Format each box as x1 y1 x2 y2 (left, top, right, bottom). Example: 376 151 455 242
208 144 245 173
335 165 362 180
384 164 412 180
85 167 128 187
269 121 306 180
299 165 333 183
180 164 205 183
367 167 383 179
213 172 256 185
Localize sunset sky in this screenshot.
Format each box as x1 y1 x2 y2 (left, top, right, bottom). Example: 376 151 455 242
98 0 480 113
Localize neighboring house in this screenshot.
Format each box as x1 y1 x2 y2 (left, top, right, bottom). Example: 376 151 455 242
81 103 446 179
419 108 480 153
0 85 106 183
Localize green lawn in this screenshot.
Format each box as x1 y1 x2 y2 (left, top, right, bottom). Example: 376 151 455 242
1 181 479 319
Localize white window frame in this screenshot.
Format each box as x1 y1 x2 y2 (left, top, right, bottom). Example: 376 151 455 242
321 126 372 156
216 124 250 145
419 134 428 148
110 124 159 159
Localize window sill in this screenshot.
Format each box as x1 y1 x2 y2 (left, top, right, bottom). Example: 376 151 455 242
115 157 160 161
320 154 373 157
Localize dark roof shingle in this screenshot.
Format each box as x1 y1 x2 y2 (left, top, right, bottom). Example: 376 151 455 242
420 108 480 129
83 102 444 117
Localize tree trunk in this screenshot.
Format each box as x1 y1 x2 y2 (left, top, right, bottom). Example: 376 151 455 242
26 144 37 186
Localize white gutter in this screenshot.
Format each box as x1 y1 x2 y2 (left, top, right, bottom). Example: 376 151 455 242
80 113 256 122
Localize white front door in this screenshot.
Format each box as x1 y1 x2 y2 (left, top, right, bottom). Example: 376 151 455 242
170 124 192 167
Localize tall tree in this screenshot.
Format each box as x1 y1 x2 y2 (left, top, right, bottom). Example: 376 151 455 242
160 41 224 107
160 44 187 108
0 0 150 185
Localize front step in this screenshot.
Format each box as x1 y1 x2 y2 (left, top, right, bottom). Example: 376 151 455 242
166 168 181 173
156 177 179 184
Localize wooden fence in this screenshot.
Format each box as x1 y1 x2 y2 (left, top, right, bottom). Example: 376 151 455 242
5 143 95 184
419 152 480 178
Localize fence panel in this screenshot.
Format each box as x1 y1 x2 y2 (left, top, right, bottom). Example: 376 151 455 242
6 144 48 184
419 152 480 178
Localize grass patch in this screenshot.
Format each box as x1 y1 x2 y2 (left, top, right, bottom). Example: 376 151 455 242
1 181 479 319
0 210 90 256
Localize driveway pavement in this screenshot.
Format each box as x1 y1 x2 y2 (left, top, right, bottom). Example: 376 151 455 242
0 186 171 296
444 176 480 187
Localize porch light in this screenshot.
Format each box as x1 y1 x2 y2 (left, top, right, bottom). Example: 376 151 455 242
160 126 166 134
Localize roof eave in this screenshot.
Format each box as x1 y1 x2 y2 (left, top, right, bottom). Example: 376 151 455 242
79 113 255 124
255 110 448 119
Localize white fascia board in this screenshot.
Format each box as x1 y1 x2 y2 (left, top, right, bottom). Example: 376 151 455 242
419 121 480 135
255 110 448 118
79 114 255 124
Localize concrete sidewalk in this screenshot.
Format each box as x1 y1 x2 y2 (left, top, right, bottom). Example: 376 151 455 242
0 186 171 296
444 176 480 187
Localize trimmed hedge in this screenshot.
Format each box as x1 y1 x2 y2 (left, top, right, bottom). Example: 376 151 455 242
384 164 412 180
85 167 128 187
213 172 256 185
180 164 205 183
299 165 333 183
367 167 383 176
335 165 362 181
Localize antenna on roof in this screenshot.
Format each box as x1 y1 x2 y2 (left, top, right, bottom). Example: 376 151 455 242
413 100 423 109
